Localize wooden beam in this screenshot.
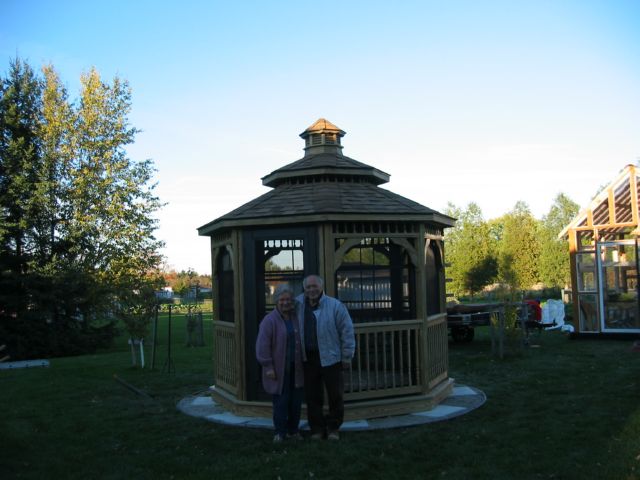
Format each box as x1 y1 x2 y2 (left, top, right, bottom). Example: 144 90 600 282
586 208 594 228
608 185 616 224
568 230 581 333
333 237 362 271
630 164 639 226
569 222 635 232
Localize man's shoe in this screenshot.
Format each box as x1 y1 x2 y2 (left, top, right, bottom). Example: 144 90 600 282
310 432 323 441
327 431 340 441
273 434 285 443
287 433 303 441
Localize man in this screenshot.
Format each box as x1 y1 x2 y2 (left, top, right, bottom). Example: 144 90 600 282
296 274 355 441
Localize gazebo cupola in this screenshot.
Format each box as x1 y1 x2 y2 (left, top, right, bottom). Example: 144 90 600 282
260 118 390 189
199 119 456 419
300 118 345 156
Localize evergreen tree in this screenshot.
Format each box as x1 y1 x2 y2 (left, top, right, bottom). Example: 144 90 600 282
0 58 43 321
444 202 497 298
538 193 579 288
498 201 540 292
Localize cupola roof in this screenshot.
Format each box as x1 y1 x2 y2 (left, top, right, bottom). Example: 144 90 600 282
262 118 390 187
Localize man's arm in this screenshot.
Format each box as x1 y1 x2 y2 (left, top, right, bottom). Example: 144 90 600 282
335 301 355 366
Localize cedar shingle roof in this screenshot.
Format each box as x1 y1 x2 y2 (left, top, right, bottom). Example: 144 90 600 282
198 119 454 235
222 183 435 219
262 153 390 187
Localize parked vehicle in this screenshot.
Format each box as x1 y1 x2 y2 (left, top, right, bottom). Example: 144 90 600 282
446 303 496 342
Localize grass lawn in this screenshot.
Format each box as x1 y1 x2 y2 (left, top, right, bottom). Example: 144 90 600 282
2 317 640 480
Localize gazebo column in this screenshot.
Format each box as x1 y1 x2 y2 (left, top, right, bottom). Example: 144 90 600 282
320 223 335 293
231 229 247 400
416 226 427 320
416 226 429 393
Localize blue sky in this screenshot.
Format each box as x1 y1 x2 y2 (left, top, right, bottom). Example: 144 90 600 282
3 1 639 273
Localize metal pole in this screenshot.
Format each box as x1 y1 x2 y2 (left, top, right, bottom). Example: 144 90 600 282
162 304 175 373
151 304 158 370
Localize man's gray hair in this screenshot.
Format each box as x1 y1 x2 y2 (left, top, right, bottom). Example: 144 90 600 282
273 283 294 302
303 275 324 288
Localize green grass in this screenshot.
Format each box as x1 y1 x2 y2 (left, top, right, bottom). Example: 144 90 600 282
2 320 640 480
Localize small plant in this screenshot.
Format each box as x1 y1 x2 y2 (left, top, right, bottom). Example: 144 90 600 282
116 282 158 367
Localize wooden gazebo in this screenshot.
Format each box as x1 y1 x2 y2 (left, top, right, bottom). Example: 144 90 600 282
198 119 456 419
560 164 640 336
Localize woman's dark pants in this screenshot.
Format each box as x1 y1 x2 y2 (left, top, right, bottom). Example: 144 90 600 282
272 365 303 436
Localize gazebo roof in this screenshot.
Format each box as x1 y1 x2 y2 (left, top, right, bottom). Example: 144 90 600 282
559 164 640 240
261 153 390 187
198 119 454 236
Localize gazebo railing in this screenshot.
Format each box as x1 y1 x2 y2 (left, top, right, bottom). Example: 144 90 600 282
425 312 449 390
345 319 422 400
214 321 238 395
212 313 449 402
345 313 449 401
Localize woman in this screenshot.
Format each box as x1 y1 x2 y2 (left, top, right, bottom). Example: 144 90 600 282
256 284 304 443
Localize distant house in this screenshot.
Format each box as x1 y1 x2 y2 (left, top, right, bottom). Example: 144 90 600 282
184 286 212 299
155 287 173 299
560 164 640 336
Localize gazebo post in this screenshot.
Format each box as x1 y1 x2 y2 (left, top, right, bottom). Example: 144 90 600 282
320 224 335 294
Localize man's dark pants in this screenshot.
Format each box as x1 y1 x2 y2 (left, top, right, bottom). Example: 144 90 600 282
303 350 344 436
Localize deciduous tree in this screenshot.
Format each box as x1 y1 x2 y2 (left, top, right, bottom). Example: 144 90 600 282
0 59 164 359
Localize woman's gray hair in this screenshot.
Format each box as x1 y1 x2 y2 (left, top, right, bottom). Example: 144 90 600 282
273 283 294 302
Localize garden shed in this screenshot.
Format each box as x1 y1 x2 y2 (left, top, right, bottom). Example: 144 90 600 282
560 164 640 336
197 119 456 419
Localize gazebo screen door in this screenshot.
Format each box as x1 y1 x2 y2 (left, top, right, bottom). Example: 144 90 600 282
242 226 318 400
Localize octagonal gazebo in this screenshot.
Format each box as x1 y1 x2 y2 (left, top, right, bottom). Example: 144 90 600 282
198 119 456 419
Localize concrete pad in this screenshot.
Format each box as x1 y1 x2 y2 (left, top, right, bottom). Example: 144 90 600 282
342 419 369 431
179 384 486 431
412 405 466 418
452 386 477 396
192 396 214 406
0 359 50 370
